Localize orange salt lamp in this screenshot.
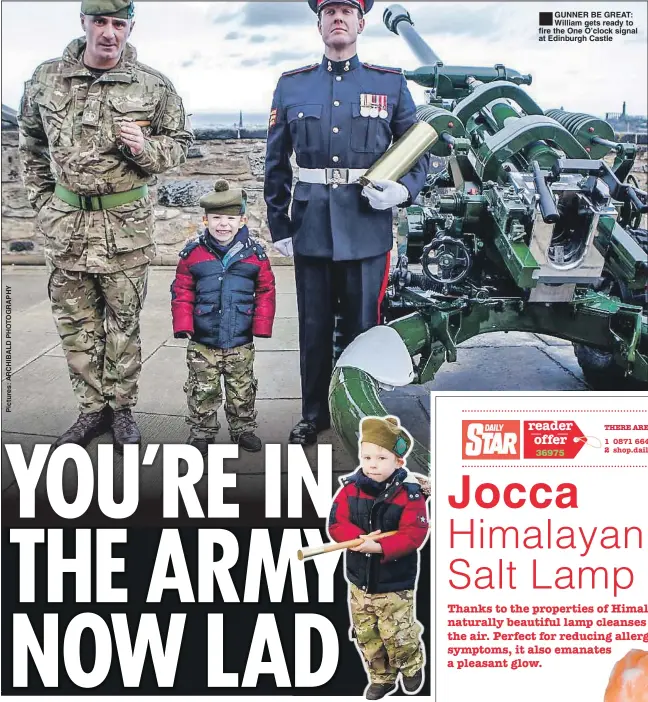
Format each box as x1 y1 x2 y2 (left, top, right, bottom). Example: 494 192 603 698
605 649 648 702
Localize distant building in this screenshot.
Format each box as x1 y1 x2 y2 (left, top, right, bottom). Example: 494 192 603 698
605 101 647 135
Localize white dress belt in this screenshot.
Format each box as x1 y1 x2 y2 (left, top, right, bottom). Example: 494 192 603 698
298 167 367 185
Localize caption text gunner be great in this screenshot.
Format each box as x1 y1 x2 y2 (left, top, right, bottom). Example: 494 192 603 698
539 11 637 43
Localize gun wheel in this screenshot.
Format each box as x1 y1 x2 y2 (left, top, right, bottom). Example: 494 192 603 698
573 228 647 390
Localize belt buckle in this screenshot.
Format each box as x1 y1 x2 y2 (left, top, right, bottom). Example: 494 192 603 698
327 168 347 185
80 195 101 211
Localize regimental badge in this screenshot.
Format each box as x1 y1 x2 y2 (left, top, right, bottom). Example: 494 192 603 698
395 436 408 456
418 515 427 525
360 94 388 119
268 108 277 129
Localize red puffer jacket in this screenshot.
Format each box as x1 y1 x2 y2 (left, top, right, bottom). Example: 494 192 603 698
171 227 275 348
328 467 429 593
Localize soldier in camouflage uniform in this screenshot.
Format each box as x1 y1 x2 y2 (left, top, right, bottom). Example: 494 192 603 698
328 416 429 699
171 180 276 455
17 0 193 449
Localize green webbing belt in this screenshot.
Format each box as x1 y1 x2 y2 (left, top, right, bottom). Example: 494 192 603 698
54 184 148 211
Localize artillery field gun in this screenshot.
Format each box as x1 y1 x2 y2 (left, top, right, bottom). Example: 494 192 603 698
329 4 648 472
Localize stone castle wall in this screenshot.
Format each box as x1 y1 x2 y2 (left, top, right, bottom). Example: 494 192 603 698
3 125 646 263
1 128 279 263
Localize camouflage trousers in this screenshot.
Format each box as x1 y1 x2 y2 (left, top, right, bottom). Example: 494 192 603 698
184 340 258 440
49 265 148 413
350 583 424 684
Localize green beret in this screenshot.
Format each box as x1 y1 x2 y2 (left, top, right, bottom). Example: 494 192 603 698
360 416 412 458
81 0 134 19
200 180 247 216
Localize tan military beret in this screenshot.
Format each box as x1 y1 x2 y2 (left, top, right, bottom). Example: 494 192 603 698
360 416 413 458
200 179 247 215
81 0 134 19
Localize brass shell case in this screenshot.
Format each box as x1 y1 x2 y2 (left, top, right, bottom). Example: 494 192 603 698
359 121 439 187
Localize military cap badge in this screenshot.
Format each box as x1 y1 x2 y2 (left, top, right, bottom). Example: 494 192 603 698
360 416 413 459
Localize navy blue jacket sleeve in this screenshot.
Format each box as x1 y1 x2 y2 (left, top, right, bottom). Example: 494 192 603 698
263 78 294 243
391 74 429 204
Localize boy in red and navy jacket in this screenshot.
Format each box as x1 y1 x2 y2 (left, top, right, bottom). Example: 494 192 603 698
328 416 429 700
171 180 275 454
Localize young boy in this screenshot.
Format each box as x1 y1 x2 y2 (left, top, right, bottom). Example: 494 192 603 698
171 179 275 455
328 416 429 700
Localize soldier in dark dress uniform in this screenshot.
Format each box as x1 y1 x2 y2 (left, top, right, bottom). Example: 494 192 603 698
264 0 429 444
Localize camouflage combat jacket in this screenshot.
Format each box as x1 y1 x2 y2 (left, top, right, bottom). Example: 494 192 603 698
18 38 194 273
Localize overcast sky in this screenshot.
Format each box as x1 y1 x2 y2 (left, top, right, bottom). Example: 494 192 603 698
1 1 646 118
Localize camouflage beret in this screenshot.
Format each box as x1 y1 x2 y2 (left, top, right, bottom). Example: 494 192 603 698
81 0 134 19
200 179 247 215
360 416 412 458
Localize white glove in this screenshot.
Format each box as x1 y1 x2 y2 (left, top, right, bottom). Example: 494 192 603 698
274 237 294 257
362 180 409 210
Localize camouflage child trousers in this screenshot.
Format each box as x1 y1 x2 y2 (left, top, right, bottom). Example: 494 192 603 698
49 265 148 413
184 340 258 440
350 583 424 684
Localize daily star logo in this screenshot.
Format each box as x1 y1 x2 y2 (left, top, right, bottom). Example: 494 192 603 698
462 420 521 460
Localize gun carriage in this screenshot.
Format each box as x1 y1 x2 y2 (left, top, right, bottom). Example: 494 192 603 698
329 4 648 472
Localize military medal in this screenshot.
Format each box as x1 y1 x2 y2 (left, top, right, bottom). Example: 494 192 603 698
378 94 388 119
360 94 371 117
364 94 378 118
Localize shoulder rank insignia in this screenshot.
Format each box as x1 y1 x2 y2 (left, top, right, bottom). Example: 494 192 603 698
282 63 318 77
362 62 403 75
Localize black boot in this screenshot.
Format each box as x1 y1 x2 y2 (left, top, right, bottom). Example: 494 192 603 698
52 409 110 448
402 668 424 694
365 682 397 700
237 432 262 452
188 437 210 457
288 420 318 445
111 409 141 451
